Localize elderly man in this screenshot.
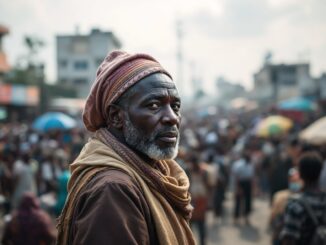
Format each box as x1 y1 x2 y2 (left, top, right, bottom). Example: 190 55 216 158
56 51 195 245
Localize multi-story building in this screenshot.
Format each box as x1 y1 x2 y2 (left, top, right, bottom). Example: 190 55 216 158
315 73 326 100
253 63 317 104
56 28 121 98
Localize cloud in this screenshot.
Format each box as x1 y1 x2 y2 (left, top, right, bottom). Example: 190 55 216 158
186 0 274 38
186 0 326 39
0 0 325 92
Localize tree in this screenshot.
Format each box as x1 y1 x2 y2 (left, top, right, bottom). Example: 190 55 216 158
5 35 45 86
24 36 45 67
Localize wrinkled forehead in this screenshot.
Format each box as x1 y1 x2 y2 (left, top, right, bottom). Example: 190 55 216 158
133 72 177 91
123 73 180 102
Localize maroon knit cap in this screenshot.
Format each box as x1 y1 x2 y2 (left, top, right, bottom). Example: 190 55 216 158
82 50 172 132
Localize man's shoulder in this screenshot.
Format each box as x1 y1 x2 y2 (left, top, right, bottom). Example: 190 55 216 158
84 168 140 194
286 193 306 214
274 189 291 202
287 191 326 215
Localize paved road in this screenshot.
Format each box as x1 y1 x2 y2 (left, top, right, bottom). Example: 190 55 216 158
193 193 271 245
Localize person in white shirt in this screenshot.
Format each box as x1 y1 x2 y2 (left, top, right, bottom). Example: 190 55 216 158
12 154 37 208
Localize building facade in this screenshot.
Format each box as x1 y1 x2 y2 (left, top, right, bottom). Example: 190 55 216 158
56 28 121 98
253 63 317 104
315 73 326 100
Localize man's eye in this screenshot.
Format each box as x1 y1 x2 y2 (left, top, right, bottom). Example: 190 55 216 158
172 104 181 112
148 102 159 110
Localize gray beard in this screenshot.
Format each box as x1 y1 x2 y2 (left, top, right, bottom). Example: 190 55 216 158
123 115 179 161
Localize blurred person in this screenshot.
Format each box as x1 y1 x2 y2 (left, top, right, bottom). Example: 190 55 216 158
56 51 195 244
174 146 189 174
188 155 210 245
53 161 70 216
39 155 57 194
0 153 14 214
2 192 56 245
269 139 298 204
70 129 84 159
11 153 37 209
280 152 326 245
202 153 219 205
232 150 255 225
39 135 58 159
212 153 229 221
319 161 326 191
269 168 302 245
284 138 301 167
260 140 276 194
318 145 326 191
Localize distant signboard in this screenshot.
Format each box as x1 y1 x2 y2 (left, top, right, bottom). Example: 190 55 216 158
0 84 11 104
11 85 26 105
0 84 39 106
26 86 39 105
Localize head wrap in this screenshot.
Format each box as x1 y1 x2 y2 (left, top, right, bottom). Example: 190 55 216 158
82 50 172 132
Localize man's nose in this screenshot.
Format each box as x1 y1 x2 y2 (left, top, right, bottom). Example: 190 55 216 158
162 106 180 125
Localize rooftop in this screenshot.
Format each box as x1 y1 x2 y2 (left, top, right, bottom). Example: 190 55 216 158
56 28 122 48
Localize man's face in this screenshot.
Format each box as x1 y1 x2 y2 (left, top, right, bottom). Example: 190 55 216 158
121 73 181 161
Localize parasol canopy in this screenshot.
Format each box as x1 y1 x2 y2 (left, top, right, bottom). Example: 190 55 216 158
32 112 77 132
299 116 326 145
278 97 316 112
255 115 293 137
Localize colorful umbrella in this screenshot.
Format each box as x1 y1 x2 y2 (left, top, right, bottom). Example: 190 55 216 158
255 115 293 137
32 112 77 132
278 97 316 111
300 116 326 145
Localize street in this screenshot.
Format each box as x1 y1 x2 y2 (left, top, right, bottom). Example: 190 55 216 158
193 193 271 245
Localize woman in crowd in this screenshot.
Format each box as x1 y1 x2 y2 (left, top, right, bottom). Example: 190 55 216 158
2 192 56 245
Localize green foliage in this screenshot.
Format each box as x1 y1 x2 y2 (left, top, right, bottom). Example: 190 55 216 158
24 36 45 66
5 65 39 85
4 35 46 86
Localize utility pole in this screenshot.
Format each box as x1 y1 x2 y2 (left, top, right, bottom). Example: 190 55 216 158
176 20 184 94
36 64 47 114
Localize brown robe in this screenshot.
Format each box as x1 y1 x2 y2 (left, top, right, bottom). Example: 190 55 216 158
68 169 159 245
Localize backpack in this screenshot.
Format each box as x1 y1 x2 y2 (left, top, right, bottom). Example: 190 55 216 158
296 195 326 245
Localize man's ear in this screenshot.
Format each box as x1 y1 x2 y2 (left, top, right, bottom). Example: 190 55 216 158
107 104 124 129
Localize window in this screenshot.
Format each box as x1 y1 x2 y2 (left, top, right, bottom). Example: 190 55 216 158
74 60 88 70
59 60 68 69
72 40 88 54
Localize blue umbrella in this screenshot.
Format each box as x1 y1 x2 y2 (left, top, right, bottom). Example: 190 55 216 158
32 112 77 132
278 97 316 111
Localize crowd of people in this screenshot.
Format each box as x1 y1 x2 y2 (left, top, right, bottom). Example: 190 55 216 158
0 124 87 243
0 107 325 244
1 49 325 245
176 107 326 245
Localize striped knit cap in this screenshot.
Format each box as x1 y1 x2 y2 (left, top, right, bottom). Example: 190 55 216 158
82 50 172 132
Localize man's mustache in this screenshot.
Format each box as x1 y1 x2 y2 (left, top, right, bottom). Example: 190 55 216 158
156 127 179 138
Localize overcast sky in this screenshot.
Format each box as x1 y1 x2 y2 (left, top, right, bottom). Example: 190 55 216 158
1 0 325 96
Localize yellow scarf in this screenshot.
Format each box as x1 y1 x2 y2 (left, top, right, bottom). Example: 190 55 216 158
57 129 195 245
